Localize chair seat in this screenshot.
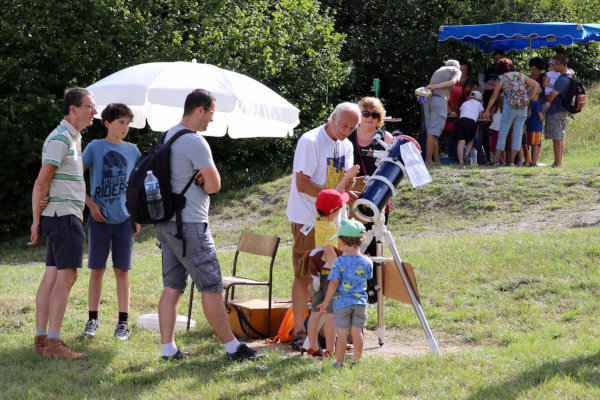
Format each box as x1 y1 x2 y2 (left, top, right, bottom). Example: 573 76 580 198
223 276 268 288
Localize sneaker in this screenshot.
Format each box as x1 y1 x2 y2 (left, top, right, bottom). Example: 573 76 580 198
226 343 264 362
333 361 345 368
162 349 190 361
34 334 47 355
350 360 359 367
113 322 130 341
307 347 324 358
43 339 84 359
82 319 99 338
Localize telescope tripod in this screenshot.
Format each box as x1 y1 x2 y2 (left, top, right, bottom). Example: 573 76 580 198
361 213 440 356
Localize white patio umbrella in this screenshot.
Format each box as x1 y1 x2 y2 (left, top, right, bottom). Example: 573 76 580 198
87 60 300 138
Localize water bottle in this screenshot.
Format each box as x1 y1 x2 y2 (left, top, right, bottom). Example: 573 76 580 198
144 171 164 220
469 149 477 166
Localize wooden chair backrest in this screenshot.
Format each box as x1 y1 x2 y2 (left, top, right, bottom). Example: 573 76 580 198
237 231 279 258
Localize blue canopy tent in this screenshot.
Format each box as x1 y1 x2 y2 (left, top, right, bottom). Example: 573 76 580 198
438 22 600 53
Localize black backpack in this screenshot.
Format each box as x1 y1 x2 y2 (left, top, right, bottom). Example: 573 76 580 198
560 72 587 114
126 128 197 255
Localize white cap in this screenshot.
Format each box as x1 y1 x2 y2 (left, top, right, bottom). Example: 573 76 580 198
469 90 483 101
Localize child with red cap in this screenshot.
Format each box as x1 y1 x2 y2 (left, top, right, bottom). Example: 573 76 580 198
304 188 349 358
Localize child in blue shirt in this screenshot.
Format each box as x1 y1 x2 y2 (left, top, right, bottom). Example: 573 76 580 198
318 219 373 367
526 90 544 166
81 103 141 340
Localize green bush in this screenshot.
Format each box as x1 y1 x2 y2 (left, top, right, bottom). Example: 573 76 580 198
0 0 349 238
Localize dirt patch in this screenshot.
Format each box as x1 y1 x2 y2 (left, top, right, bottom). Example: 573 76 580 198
245 327 473 359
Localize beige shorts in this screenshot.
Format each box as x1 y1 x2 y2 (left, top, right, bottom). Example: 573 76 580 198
291 222 315 283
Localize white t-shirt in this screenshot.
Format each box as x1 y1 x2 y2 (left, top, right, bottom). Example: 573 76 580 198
286 125 354 226
545 70 561 95
490 109 502 131
459 99 484 122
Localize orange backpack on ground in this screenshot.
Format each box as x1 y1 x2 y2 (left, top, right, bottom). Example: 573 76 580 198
266 305 309 344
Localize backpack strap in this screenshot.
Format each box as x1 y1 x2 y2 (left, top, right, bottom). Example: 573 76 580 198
175 170 198 257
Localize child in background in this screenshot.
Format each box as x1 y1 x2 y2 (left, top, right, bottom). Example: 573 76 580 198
81 103 141 340
488 98 505 165
544 61 561 112
455 90 484 164
526 87 544 166
318 219 373 367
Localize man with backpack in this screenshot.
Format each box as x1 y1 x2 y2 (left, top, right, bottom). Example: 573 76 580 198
154 89 262 362
544 54 575 168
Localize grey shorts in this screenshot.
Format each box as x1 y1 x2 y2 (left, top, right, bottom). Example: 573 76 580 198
154 222 222 293
334 304 367 329
308 274 333 313
423 95 448 137
544 111 569 140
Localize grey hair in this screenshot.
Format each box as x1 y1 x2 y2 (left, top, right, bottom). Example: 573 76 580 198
328 102 361 125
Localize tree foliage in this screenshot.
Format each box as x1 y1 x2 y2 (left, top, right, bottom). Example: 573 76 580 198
0 0 349 238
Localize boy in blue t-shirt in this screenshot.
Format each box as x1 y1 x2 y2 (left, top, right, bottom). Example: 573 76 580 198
526 89 544 167
318 219 373 367
81 103 141 340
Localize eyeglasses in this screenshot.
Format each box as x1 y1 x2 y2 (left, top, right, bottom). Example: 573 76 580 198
361 110 380 119
79 104 97 111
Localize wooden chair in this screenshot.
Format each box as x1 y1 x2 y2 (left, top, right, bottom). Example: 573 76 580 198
186 231 281 336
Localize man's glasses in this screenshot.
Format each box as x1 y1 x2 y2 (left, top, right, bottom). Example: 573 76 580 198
361 110 380 119
79 104 97 111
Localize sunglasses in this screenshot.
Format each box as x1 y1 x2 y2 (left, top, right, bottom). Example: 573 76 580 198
361 110 381 119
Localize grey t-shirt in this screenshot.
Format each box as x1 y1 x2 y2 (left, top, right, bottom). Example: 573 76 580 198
429 66 461 101
164 124 216 223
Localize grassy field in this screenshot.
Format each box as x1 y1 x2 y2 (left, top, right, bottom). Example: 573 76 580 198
0 87 599 399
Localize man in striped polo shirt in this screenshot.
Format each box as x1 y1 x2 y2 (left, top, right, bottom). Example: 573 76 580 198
29 87 97 359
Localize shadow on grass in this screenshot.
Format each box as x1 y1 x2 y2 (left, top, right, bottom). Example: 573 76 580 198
0 329 318 399
468 351 600 400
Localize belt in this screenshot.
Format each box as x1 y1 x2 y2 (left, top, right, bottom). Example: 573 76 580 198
432 94 443 98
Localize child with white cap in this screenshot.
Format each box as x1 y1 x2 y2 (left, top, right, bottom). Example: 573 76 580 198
455 90 484 164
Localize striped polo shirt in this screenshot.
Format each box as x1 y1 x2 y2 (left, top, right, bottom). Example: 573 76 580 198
41 119 85 221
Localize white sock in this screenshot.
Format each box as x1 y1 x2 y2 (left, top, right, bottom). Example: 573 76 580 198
162 341 178 357
224 338 241 354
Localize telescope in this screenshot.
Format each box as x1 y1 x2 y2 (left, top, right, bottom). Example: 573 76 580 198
350 136 439 355
353 136 411 222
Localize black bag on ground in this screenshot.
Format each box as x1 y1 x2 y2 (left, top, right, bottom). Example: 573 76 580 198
560 72 586 114
126 128 197 255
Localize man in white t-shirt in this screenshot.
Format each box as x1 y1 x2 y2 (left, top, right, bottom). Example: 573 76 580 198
286 102 360 350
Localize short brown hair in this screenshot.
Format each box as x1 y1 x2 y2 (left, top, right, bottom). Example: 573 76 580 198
496 58 516 74
101 103 134 126
62 87 92 116
357 97 386 128
183 89 215 116
339 235 363 247
552 54 568 67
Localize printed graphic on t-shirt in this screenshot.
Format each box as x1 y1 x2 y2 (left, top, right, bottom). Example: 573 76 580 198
96 151 128 204
325 155 346 189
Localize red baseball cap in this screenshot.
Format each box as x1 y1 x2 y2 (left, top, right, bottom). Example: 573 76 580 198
316 189 350 216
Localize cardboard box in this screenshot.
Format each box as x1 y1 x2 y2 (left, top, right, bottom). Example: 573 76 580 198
227 297 291 338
